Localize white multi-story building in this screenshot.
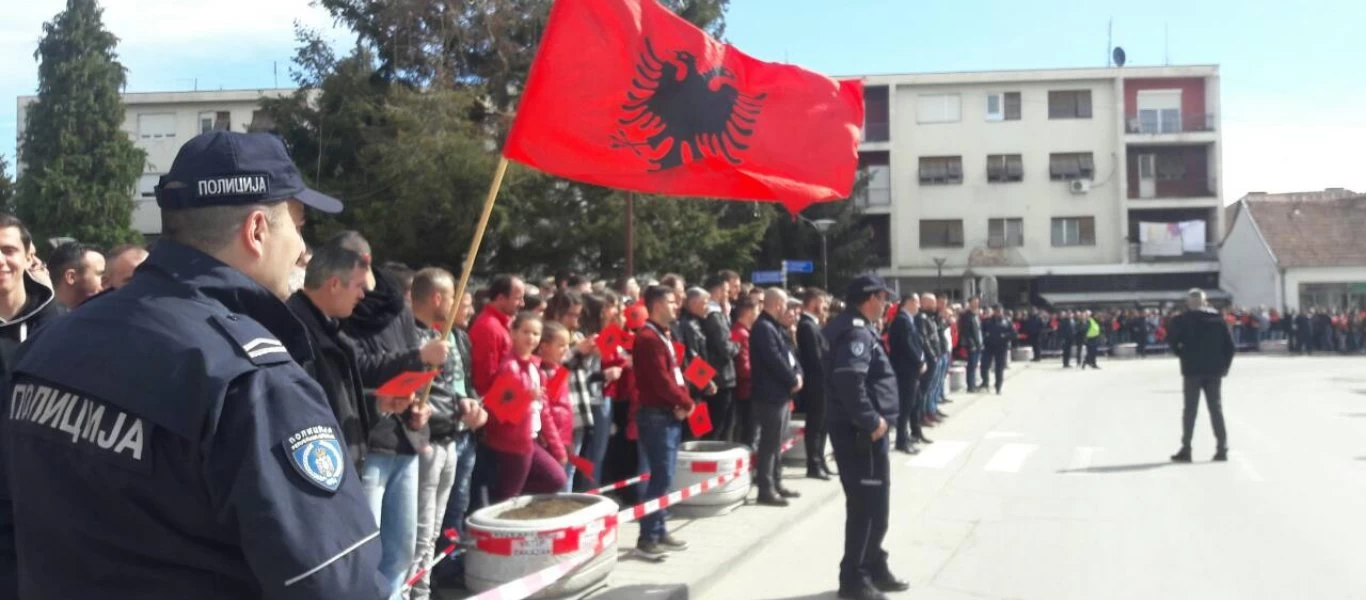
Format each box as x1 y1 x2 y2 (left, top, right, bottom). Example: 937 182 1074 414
16 88 295 237
848 65 1224 307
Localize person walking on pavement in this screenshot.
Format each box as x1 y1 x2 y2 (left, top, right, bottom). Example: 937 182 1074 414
823 275 910 600
959 297 984 392
1167 289 1236 463
980 304 1015 394
888 293 927 454
1057 310 1075 368
796 287 834 479
751 288 804 506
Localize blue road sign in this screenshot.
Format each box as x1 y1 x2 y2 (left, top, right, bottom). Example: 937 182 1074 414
751 270 784 284
783 260 814 274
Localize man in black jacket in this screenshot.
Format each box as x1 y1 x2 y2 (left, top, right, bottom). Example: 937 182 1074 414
677 288 719 416
914 294 943 435
287 231 404 467
702 275 740 442
980 304 1015 395
342 262 449 593
0 214 59 381
796 287 833 478
1167 289 1236 463
1056 310 1075 367
888 294 927 454
750 287 803 506
1292 310 1313 355
959 297 984 392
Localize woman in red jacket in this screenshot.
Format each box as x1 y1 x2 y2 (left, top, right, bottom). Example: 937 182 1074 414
485 313 567 502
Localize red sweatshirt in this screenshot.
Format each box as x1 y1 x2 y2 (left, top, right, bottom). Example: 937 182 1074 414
632 320 693 413
469 306 512 396
483 355 565 460
541 363 574 460
730 322 752 402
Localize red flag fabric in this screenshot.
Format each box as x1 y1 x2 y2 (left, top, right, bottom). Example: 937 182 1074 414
672 341 686 363
596 324 627 357
683 357 716 389
568 455 595 481
483 372 535 425
625 305 648 330
688 402 713 438
376 370 441 398
503 0 865 214
547 366 570 399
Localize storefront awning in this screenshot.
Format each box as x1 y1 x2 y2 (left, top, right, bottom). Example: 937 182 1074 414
1040 289 1230 306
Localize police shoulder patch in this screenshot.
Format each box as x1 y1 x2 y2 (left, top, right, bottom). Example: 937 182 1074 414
284 425 345 493
851 341 867 356
852 318 866 327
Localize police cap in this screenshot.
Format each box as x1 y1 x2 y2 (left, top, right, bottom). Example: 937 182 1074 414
845 273 892 305
155 131 342 213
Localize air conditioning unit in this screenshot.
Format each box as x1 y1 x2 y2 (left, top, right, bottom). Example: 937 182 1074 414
1069 179 1091 194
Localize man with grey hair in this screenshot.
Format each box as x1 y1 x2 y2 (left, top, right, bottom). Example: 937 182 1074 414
1166 288 1235 463
677 287 719 409
749 287 803 506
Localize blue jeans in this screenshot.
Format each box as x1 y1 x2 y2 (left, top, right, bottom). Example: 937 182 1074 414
636 407 682 544
362 453 419 599
441 432 478 538
585 402 613 487
929 354 949 414
965 350 982 389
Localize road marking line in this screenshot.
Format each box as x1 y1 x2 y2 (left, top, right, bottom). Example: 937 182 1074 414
906 440 969 469
984 431 1023 439
1066 447 1101 473
983 443 1038 473
1231 451 1265 482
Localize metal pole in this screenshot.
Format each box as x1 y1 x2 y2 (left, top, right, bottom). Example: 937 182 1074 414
625 192 636 277
820 233 829 290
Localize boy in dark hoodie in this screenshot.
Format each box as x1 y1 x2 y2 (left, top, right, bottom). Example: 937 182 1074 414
0 214 59 381
1166 288 1235 463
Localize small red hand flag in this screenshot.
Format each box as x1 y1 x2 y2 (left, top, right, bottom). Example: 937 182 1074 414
688 402 713 438
547 366 569 399
503 0 865 214
672 341 686 363
568 455 595 481
625 304 648 330
483 372 535 425
376 370 441 398
596 324 627 357
684 357 716 389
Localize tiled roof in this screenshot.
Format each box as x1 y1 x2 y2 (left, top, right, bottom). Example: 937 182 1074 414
1244 194 1366 268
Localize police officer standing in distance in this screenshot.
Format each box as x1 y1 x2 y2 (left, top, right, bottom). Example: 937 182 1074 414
0 132 388 599
823 275 910 600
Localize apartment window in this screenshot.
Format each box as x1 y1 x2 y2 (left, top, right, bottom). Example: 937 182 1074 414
986 154 1024 183
1048 90 1093 119
199 111 231 134
986 92 1021 121
1049 152 1096 181
920 220 965 248
1156 153 1187 181
917 93 961 124
248 110 276 133
137 174 160 198
137 113 176 140
918 156 963 185
1051 217 1096 247
988 218 1024 248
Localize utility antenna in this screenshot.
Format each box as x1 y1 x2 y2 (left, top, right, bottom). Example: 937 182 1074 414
1106 18 1113 67
1164 23 1170 65
273 61 278 88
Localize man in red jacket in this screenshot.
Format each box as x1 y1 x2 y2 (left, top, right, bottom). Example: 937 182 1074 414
632 284 695 559
469 275 525 395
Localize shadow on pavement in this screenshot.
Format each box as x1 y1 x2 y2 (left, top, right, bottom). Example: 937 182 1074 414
1056 461 1182 474
749 594 839 600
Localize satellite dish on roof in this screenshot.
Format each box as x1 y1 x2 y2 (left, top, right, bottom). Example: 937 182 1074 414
1113 47 1127 67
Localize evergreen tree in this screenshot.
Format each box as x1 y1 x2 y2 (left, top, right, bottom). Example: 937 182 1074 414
0 156 15 213
17 0 145 248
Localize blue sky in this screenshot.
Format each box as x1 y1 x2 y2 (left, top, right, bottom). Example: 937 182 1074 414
4 0 1365 200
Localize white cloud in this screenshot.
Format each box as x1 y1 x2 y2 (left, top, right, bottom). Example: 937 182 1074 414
1221 119 1366 202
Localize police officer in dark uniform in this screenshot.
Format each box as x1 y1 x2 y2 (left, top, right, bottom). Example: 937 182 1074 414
981 304 1015 394
0 132 388 599
823 275 910 600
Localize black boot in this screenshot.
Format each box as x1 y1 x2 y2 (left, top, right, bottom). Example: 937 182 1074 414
838 581 888 600
869 568 911 592
1171 447 1193 463
1212 448 1228 462
807 461 831 480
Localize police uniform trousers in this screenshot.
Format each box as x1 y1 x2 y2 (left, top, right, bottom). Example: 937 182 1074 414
753 399 791 494
979 348 1007 392
829 422 891 588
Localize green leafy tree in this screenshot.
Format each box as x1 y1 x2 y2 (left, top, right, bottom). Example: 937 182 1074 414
16 0 145 248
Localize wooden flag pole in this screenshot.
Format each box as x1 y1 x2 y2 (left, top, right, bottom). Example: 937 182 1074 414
417 156 510 407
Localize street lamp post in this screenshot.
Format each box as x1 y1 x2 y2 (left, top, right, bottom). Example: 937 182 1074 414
933 257 948 297
800 216 838 290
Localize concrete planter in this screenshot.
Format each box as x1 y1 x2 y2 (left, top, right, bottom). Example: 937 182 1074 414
465 493 619 598
948 366 967 392
1113 343 1137 359
1012 346 1034 362
782 419 807 466
671 441 752 517
1259 339 1289 354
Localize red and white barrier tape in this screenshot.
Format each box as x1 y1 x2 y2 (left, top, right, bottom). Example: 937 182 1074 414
585 472 650 495
617 468 744 524
466 552 595 600
400 528 461 592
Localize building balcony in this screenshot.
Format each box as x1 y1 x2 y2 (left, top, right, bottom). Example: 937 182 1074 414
853 187 891 211
1128 242 1217 263
1125 112 1215 134
861 121 890 144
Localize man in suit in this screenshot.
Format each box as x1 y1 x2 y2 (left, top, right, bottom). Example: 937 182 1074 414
750 287 804 506
796 287 833 479
958 297 984 392
888 293 927 454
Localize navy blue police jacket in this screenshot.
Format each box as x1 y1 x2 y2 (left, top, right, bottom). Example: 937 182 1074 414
0 240 387 599
822 309 898 433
